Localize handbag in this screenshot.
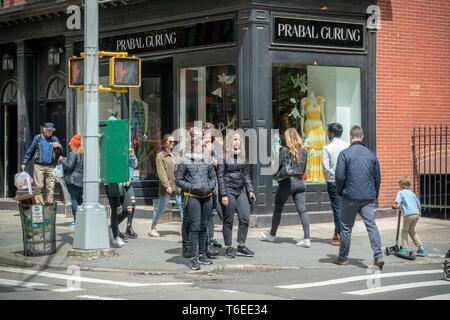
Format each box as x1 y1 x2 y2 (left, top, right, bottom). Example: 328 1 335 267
273 147 294 182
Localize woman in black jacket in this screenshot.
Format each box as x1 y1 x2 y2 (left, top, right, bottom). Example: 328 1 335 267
176 127 217 271
261 128 311 247
218 130 256 258
59 135 84 226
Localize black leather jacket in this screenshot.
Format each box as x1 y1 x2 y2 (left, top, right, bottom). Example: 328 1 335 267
60 152 84 187
217 155 255 198
279 146 307 176
175 153 216 197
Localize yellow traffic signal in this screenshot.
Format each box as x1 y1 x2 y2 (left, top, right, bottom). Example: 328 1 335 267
68 57 84 88
109 56 141 88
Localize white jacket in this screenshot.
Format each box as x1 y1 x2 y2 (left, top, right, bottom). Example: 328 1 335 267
322 137 349 183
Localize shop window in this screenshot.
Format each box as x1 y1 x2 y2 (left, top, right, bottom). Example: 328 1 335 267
272 64 361 183
129 77 162 180
180 64 237 132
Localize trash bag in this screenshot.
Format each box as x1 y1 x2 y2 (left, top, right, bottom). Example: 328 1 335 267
15 171 34 195
53 163 71 206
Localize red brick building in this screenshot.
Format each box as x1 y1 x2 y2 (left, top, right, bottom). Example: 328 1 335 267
376 0 450 209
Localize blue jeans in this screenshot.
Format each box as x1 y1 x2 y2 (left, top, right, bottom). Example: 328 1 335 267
327 182 342 236
339 199 383 261
67 184 83 221
152 194 184 227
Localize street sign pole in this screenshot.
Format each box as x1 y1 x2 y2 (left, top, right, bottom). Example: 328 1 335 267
72 0 110 250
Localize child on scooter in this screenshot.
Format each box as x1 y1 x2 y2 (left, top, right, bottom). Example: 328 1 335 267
393 176 426 255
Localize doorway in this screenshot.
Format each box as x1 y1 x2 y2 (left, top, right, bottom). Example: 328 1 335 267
129 58 172 203
45 101 67 149
3 104 18 198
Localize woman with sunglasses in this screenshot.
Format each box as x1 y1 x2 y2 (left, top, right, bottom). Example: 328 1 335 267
149 134 184 237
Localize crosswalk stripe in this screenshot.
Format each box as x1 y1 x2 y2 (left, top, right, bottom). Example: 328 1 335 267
0 266 192 287
276 269 443 289
417 294 450 300
0 277 47 288
77 295 126 300
343 280 450 295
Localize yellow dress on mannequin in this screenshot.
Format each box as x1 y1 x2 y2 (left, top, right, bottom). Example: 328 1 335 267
301 92 326 183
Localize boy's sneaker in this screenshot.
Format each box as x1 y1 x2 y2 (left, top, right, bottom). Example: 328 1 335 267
374 258 385 271
112 237 126 248
260 231 275 242
237 245 255 257
332 255 348 266
210 238 222 248
417 248 427 254
399 248 407 254
207 246 219 258
199 254 213 265
296 239 311 248
225 247 236 259
189 258 201 271
148 229 160 237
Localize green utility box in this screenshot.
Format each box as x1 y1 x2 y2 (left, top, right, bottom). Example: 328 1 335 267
99 119 130 183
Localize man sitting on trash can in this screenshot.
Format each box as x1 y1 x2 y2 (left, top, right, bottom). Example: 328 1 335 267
21 122 63 203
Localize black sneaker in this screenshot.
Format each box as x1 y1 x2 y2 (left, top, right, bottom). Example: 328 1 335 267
237 245 255 257
182 245 192 258
207 246 219 258
126 226 138 239
225 247 236 259
199 254 213 265
210 238 222 248
189 258 201 271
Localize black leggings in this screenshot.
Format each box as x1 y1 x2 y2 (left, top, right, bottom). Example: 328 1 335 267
271 177 310 239
222 189 251 247
185 195 213 258
106 185 135 238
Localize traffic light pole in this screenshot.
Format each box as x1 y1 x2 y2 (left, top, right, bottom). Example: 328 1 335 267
72 0 110 250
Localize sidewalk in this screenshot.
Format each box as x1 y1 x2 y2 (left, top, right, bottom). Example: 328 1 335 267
0 204 449 275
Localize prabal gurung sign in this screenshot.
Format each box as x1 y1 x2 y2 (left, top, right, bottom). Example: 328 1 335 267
274 17 364 49
95 19 234 54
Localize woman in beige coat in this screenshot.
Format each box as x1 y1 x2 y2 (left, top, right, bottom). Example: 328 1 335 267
149 134 184 237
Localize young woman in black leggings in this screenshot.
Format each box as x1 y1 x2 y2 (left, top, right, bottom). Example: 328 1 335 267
176 127 217 270
261 127 311 247
218 130 256 258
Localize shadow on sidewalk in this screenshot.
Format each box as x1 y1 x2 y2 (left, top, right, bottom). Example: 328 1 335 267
319 254 368 269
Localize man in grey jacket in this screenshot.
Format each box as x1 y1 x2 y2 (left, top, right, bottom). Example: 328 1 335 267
322 123 349 246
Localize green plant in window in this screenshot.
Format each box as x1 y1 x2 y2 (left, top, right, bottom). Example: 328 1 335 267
218 113 237 133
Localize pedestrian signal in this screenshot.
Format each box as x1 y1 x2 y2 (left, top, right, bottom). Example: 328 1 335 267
68 57 84 87
109 57 141 88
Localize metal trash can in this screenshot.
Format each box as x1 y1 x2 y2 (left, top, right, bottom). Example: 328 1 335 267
19 202 57 256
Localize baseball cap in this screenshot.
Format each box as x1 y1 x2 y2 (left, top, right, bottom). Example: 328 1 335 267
43 122 56 130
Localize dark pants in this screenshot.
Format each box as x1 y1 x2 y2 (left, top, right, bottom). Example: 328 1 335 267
125 185 135 226
339 199 383 261
222 189 251 247
67 184 83 221
327 182 343 236
105 185 134 239
271 177 310 239
186 195 213 258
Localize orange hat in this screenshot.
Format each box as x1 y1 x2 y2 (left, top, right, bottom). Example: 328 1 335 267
69 135 82 148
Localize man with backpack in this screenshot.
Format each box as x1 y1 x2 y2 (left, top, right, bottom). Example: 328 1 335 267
21 122 63 203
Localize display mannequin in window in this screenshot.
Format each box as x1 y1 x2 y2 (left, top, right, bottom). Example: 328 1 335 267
301 91 326 183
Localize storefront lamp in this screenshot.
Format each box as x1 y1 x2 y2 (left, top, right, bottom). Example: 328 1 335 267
48 47 63 66
2 53 13 71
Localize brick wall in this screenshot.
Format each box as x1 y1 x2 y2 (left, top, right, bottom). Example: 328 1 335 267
376 0 450 208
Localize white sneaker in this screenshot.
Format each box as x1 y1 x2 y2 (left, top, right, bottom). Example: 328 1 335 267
148 229 160 237
113 236 126 248
260 231 275 242
296 239 311 248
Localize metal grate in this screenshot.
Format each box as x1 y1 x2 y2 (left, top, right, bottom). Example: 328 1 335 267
412 125 449 219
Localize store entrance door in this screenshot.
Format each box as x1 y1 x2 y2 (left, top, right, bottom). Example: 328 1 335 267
4 104 18 198
46 101 67 150
130 59 173 204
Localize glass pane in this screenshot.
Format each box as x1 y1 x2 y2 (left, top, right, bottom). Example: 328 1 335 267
180 64 237 132
129 77 162 180
272 64 361 183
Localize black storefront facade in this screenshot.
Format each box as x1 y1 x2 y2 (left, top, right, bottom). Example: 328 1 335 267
0 0 377 221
